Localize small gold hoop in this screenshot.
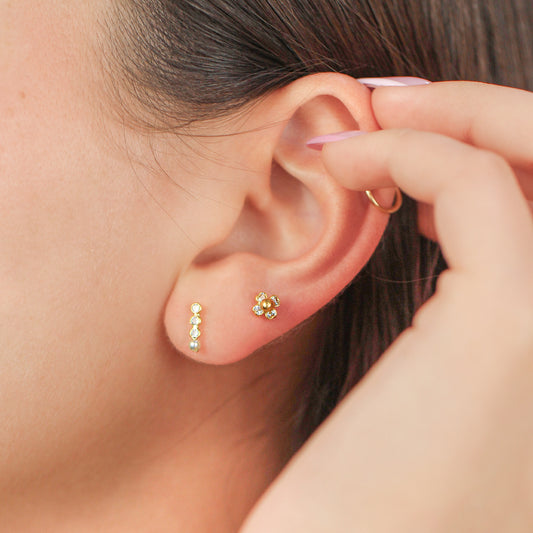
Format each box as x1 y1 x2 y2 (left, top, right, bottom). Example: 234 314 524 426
365 188 403 214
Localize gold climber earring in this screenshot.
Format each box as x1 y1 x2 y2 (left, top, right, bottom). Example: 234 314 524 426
365 187 403 214
189 303 202 352
252 292 280 320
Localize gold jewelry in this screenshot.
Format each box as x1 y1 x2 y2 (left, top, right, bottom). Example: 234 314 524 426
365 188 403 214
189 303 202 352
252 292 280 320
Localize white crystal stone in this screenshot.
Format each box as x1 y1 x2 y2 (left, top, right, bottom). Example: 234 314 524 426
252 305 264 316
189 340 200 352
256 292 267 303
270 295 280 307
189 327 201 340
190 316 202 325
265 309 277 320
191 303 202 314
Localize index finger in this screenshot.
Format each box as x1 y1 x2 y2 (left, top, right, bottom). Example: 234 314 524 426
321 128 533 278
371 81 533 171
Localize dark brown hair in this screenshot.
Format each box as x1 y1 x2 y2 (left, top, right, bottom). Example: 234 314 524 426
103 0 533 449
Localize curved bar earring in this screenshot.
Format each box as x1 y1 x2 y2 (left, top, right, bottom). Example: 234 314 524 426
365 188 403 214
189 303 202 352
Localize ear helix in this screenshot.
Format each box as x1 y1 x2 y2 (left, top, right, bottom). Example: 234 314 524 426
356 75 429 213
306 76 431 215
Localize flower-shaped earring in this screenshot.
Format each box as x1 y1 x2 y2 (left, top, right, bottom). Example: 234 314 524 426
252 292 280 320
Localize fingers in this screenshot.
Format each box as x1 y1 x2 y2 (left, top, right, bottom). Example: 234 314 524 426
321 129 533 277
515 168 533 199
371 81 533 172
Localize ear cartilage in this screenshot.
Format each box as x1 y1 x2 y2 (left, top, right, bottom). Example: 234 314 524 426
189 303 203 352
252 292 280 320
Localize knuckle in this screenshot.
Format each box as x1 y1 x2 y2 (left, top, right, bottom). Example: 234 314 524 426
463 150 515 193
394 127 417 141
383 128 416 171
468 150 512 179
389 127 419 159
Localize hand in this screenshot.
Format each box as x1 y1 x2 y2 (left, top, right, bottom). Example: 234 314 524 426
240 81 533 533
371 81 533 241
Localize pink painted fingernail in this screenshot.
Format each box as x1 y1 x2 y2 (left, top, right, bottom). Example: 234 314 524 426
306 130 367 151
357 76 431 88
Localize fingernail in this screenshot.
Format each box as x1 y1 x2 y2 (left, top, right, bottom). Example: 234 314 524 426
306 130 367 151
357 76 431 88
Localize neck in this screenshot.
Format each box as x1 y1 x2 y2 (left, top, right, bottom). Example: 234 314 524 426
2 338 310 533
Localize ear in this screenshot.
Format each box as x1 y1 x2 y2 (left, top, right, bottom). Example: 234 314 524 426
164 73 396 365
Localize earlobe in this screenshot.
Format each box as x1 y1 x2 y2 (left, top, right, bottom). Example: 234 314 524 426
163 73 394 366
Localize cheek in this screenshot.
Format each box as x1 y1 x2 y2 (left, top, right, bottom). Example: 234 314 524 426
0 0 166 357
0 87 138 377
0 73 125 330
0 1 107 299
0 3 182 482
0 84 180 487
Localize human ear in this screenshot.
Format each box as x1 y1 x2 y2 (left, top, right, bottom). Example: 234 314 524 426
164 72 396 365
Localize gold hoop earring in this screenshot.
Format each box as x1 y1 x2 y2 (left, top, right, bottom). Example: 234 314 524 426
365 188 403 214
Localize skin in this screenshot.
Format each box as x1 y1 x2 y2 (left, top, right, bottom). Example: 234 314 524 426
1 1 388 531
0 2 311 531
2 2 532 533
242 83 533 532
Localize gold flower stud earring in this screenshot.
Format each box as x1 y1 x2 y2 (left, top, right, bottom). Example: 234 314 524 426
252 292 280 320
